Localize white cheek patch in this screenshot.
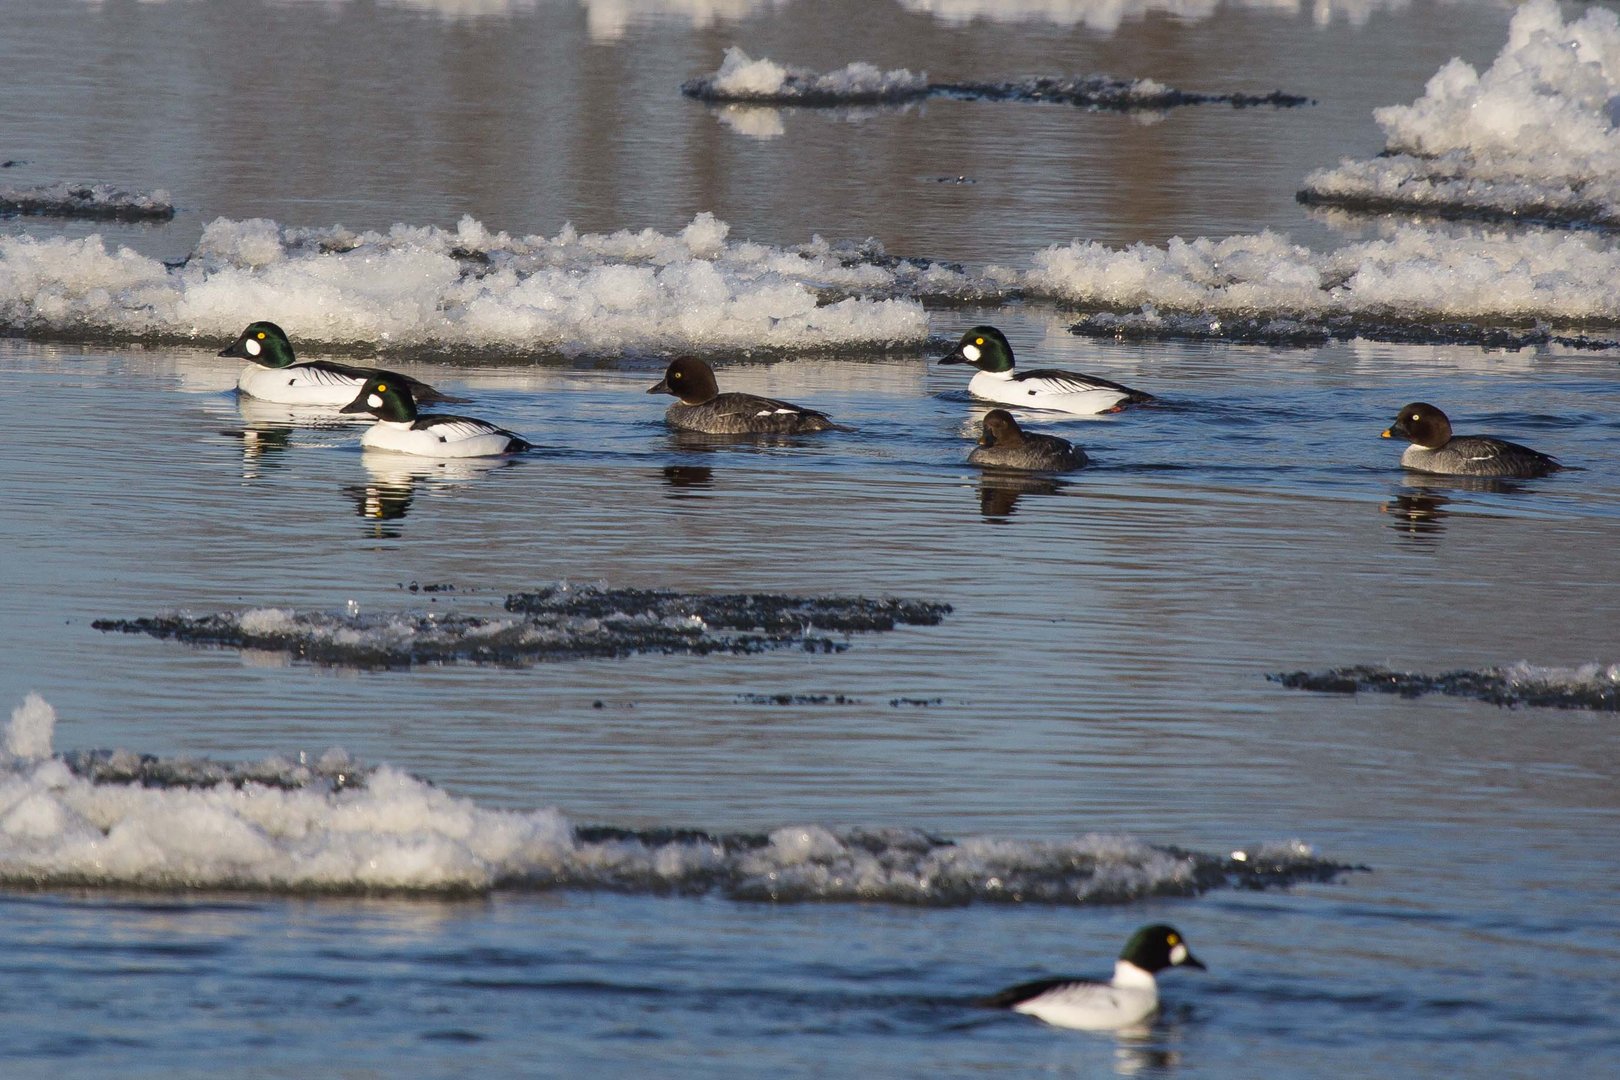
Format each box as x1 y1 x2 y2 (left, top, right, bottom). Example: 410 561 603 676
244 338 261 357
366 393 383 409
961 343 981 363
1170 943 1188 965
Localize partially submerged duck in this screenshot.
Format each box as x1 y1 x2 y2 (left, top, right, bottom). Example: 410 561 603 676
968 409 1087 472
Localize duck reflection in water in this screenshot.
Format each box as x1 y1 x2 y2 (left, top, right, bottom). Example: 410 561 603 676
661 464 715 497
1383 475 1533 546
345 455 512 535
978 473 1064 521
227 395 369 479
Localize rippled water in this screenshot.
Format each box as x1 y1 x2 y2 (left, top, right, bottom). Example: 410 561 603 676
3 1 1619 1076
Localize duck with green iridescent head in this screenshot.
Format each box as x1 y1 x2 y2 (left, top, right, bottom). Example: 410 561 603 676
340 375 531 458
939 325 1153 416
220 321 453 407
980 924 1206 1031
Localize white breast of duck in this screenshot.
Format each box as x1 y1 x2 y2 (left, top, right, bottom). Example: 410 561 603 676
238 362 369 406
361 416 528 458
968 368 1146 416
1011 962 1159 1031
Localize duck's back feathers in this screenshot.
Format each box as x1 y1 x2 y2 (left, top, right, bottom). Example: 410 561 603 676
666 392 846 435
981 977 1157 1030
969 409 1087 472
969 431 1086 472
237 358 457 407
1011 368 1155 404
976 977 1077 1010
1401 435 1560 479
361 414 530 458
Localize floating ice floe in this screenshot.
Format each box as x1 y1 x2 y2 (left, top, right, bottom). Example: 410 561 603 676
683 48 1309 109
1269 661 1620 711
895 0 1443 33
0 181 174 221
0 212 946 354
1012 226 1620 340
0 694 1357 897
92 584 952 669
1300 0 1620 229
682 48 931 105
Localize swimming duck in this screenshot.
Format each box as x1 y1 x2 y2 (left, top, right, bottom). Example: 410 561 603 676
647 356 843 434
1381 402 1560 478
939 326 1153 415
980 924 1206 1031
220 321 453 407
339 376 531 458
969 409 1088 472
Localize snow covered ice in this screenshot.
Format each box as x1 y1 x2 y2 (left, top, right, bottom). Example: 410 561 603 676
0 696 1353 899
1301 0 1620 228
0 212 932 354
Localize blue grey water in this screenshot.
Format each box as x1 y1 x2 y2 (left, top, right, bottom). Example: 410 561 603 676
2 1 1619 1076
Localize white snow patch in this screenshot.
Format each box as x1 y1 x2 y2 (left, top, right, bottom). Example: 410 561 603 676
1015 225 1620 322
5 694 56 761
0 212 930 353
1303 1 1620 225
688 47 929 102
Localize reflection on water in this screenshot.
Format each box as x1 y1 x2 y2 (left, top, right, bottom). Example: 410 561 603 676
345 453 514 536
1383 474 1544 546
661 464 716 495
712 104 786 140
977 473 1064 520
1383 487 1451 544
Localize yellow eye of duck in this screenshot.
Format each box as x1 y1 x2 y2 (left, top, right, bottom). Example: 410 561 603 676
256 331 265 339
1166 933 1179 946
376 383 388 392
974 337 984 345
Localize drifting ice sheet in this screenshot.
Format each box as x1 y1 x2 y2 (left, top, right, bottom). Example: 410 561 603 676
0 212 933 354
683 49 1309 108
1300 1 1620 228
0 695 1356 898
0 182 174 221
1271 661 1620 711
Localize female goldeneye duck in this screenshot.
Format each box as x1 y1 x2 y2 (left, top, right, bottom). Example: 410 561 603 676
220 320 454 407
969 409 1088 473
339 376 532 458
1381 402 1561 478
980 924 1206 1032
939 325 1153 416
647 356 844 435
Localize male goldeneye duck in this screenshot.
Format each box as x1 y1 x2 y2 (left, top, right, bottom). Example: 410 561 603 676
969 409 1088 473
939 325 1153 415
1381 402 1560 478
339 376 531 458
220 320 454 407
647 356 844 434
980 924 1206 1031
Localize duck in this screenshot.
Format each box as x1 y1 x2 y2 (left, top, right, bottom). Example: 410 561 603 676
938 326 1153 415
339 375 531 458
1381 402 1560 478
647 356 844 435
969 409 1088 472
979 924 1206 1031
220 321 454 407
